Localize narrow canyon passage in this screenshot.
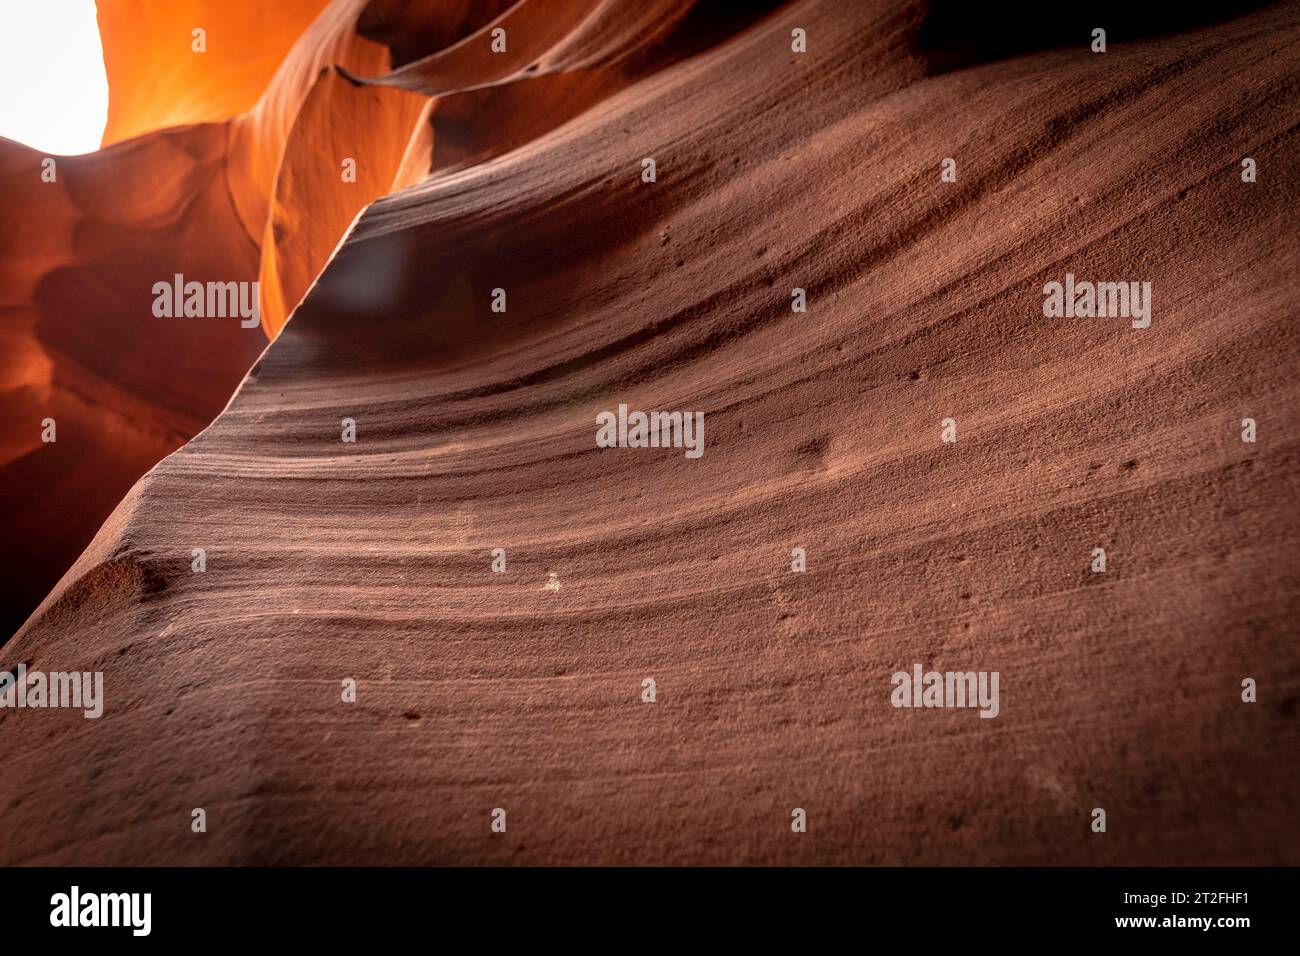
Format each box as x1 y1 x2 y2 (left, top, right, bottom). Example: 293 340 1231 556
0 0 1297 865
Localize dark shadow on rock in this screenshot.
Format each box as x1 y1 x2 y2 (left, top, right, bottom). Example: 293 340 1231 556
918 0 1280 73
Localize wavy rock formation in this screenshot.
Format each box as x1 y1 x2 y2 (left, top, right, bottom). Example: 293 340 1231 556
1 0 1298 865
0 0 418 634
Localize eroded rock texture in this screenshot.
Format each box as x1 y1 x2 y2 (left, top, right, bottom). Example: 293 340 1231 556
0 0 1297 865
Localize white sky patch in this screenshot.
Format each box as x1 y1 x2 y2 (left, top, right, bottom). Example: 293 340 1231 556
0 0 108 155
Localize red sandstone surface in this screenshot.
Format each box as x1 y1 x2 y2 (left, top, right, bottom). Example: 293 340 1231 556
0 0 1297 865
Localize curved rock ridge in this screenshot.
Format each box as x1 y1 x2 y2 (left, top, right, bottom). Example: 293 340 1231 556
2 0 534 634
0 0 773 635
1 0 1298 865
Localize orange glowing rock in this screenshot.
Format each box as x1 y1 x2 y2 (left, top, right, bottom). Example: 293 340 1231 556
96 0 332 144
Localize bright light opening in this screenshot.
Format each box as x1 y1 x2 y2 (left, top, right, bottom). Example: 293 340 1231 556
0 0 108 155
